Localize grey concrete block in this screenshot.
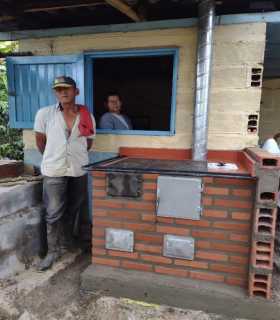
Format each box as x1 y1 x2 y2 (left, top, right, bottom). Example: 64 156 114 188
0 220 20 251
0 207 43 253
0 206 45 279
256 167 280 194
0 182 42 219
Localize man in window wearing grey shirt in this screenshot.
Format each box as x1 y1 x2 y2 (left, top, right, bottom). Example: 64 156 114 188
99 92 132 130
34 76 96 271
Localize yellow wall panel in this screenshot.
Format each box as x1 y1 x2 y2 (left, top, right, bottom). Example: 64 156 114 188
20 23 266 152
259 79 280 144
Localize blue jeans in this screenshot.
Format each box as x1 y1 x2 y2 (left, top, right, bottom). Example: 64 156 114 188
43 175 87 230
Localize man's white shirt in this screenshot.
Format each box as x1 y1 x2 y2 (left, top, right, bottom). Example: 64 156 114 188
34 104 95 177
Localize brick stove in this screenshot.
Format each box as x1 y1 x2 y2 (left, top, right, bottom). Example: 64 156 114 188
86 147 280 299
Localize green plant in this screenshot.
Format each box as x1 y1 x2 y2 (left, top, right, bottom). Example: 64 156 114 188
0 41 23 160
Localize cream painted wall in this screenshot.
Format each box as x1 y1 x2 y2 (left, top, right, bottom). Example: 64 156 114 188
20 23 266 152
259 79 280 144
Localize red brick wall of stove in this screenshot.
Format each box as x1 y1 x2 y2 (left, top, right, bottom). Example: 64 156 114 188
91 171 256 288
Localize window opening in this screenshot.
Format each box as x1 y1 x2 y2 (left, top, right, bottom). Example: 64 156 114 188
86 50 178 135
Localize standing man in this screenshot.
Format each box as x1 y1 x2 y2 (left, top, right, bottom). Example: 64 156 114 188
34 76 96 271
99 92 132 130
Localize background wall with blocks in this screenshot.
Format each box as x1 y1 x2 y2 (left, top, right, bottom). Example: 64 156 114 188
259 78 280 144
91 171 256 288
21 22 266 152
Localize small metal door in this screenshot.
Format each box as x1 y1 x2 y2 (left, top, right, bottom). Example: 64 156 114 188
163 235 195 260
105 228 134 252
157 176 202 220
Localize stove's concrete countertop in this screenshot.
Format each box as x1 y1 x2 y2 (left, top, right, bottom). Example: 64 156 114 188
84 147 280 179
85 157 252 179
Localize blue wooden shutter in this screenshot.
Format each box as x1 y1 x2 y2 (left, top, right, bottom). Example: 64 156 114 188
6 54 84 128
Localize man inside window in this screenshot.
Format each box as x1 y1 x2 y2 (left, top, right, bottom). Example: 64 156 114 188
34 76 96 271
99 92 132 130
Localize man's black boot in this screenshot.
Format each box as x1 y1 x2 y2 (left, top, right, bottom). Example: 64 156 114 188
59 220 76 254
37 222 61 272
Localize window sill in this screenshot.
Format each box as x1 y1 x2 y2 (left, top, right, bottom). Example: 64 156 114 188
96 129 175 136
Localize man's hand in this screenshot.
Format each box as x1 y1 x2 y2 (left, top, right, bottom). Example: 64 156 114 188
35 132 47 154
87 139 93 151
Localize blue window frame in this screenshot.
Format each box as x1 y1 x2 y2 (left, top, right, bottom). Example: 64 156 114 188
6 54 84 129
85 48 179 136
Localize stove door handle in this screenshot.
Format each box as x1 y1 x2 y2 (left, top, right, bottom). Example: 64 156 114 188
156 187 160 213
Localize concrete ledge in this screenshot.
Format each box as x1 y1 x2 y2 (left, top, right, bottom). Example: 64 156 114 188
81 265 280 320
0 206 45 279
0 181 42 219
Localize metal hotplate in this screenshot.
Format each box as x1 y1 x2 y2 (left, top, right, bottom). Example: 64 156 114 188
84 157 253 180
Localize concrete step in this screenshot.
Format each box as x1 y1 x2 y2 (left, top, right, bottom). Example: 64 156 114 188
81 265 280 320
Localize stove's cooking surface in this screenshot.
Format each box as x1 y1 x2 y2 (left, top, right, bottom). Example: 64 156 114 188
85 157 251 179
104 158 208 171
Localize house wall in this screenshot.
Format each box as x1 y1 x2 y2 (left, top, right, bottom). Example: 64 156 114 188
20 23 266 153
259 78 280 144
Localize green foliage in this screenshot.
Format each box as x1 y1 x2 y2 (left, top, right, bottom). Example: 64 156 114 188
0 41 23 160
0 41 17 54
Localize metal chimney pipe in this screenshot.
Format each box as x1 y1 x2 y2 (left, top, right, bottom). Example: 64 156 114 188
192 0 215 161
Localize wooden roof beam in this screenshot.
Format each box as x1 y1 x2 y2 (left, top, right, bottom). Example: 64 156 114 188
104 0 143 22
0 16 16 23
24 2 105 13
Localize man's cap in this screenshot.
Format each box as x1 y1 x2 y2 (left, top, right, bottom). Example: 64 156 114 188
52 76 76 89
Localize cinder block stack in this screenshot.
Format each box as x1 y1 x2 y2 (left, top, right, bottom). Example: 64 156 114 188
247 148 280 299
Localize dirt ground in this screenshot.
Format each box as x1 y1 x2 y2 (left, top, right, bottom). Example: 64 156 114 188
1 254 280 320
0 255 95 320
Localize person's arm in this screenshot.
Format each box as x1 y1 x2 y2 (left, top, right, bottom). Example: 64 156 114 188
86 114 96 151
99 113 114 129
34 109 47 154
87 139 93 151
35 132 47 154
